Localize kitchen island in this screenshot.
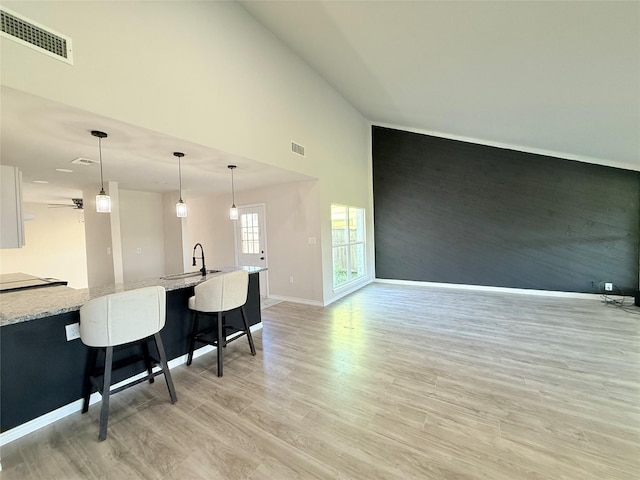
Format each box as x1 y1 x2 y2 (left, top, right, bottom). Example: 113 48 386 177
0 273 68 293
0 267 263 436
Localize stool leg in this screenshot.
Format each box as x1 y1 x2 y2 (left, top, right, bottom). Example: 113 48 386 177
154 333 177 404
141 340 155 384
82 348 98 413
240 306 256 356
98 346 113 441
217 312 224 377
187 312 199 366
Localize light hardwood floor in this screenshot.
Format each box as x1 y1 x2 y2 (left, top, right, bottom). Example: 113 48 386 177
1 283 639 479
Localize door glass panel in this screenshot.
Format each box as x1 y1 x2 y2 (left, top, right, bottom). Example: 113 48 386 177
241 213 259 254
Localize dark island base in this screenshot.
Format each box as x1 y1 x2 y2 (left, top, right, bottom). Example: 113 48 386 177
0 273 261 433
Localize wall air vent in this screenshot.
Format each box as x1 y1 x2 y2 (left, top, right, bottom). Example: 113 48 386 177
1 7 73 64
71 157 98 166
291 141 305 157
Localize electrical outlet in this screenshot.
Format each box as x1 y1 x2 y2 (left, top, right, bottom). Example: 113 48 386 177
65 323 80 341
289 276 294 284
604 282 613 292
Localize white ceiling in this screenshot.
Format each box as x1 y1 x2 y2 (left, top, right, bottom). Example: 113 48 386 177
240 0 639 171
2 1 638 207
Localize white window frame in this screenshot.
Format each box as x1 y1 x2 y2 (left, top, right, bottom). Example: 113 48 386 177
331 204 366 289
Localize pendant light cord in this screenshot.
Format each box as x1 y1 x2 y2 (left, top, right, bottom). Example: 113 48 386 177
98 137 105 192
178 155 183 201
231 167 236 206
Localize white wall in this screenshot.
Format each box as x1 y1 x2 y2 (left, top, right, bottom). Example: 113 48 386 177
185 194 234 271
82 188 114 288
162 191 189 275
1 1 371 301
186 180 323 302
0 202 88 289
119 190 165 283
241 180 323 302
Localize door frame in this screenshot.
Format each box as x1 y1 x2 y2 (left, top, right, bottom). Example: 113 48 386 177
233 203 269 298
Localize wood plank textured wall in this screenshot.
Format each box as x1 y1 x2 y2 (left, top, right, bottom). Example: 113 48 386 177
372 126 640 294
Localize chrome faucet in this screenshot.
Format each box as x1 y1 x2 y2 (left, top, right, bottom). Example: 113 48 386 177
192 243 207 276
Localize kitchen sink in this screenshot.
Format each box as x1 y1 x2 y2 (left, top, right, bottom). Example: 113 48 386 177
160 270 220 280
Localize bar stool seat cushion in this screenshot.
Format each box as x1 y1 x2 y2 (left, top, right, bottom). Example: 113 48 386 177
188 269 248 313
79 285 176 441
80 286 166 347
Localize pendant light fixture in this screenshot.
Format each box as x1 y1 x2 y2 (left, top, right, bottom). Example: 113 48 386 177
174 152 187 218
91 130 111 213
228 165 238 220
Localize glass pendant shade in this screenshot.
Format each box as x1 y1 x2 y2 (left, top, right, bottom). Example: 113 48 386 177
91 130 111 213
176 199 187 218
174 152 187 218
228 164 238 220
96 190 111 213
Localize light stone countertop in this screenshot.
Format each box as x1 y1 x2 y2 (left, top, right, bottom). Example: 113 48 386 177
0 266 265 327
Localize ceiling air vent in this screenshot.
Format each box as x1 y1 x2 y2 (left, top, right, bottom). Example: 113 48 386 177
71 157 98 166
291 141 305 157
1 7 73 64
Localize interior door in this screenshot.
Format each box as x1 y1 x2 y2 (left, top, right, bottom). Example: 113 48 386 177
234 204 268 298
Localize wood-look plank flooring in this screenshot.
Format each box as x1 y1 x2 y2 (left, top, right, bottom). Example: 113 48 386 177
1 283 639 479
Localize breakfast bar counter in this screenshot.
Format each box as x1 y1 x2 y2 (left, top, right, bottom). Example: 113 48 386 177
0 267 263 434
0 265 264 326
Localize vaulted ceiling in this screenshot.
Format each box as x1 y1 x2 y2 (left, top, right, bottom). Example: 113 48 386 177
240 1 639 171
2 1 638 207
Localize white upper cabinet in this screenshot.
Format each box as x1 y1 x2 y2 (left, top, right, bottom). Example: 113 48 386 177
1 165 25 248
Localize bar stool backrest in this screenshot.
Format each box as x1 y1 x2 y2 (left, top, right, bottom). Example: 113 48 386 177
80 286 166 347
192 270 249 313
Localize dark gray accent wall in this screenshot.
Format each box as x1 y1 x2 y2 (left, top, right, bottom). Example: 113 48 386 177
372 126 640 294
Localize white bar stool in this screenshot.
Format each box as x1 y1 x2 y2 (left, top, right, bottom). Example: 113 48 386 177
187 270 256 377
79 286 177 441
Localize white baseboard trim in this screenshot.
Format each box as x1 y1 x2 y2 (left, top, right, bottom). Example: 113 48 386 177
374 278 607 300
325 278 374 306
266 294 324 307
267 279 374 308
0 398 87 447
0 322 263 447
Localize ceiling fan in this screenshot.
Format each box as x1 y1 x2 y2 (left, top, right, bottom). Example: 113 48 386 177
47 198 84 210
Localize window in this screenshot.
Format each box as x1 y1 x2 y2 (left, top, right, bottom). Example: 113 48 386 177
331 204 365 288
240 213 260 254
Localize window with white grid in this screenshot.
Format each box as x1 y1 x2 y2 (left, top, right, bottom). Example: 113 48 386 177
241 213 260 254
331 204 365 288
